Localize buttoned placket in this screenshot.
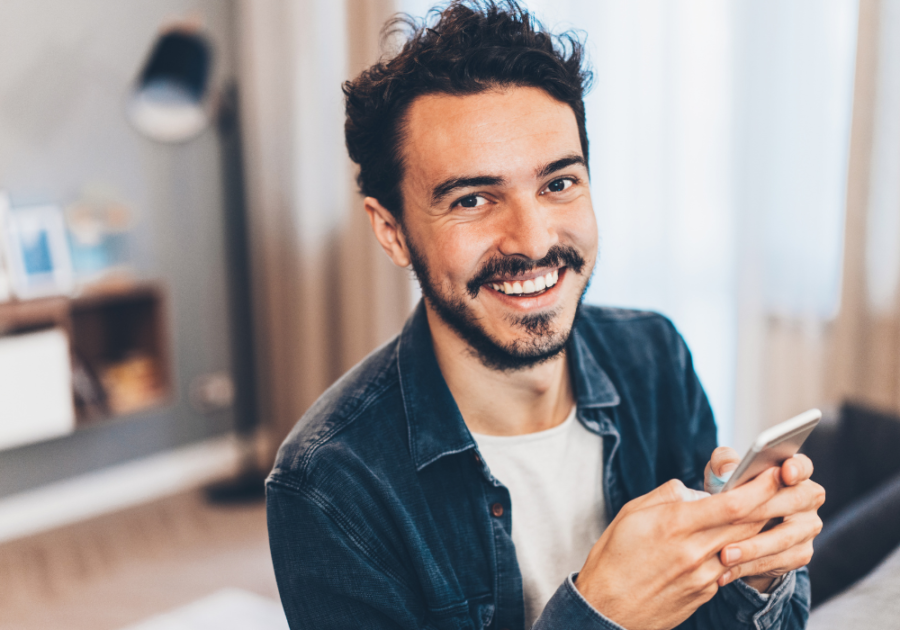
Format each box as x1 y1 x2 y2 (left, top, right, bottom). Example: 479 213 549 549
399 303 626 629
469 404 624 630
472 447 523 630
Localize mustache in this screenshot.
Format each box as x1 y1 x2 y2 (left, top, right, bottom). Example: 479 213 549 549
466 245 586 298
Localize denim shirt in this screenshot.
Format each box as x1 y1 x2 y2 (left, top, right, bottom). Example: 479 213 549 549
267 302 810 630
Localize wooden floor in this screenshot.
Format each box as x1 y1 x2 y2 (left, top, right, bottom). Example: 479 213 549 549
0 490 280 630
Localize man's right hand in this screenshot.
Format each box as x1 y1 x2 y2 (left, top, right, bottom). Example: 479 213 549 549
574 470 784 630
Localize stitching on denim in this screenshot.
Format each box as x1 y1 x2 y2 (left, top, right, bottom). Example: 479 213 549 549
478 480 502 628
427 599 471 616
296 483 419 595
563 574 626 629
293 376 400 482
751 570 797 630
397 346 418 468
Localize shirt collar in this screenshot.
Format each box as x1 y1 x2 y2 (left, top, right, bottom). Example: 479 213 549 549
398 301 620 472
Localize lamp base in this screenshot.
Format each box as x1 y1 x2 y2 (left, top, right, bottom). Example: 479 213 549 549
204 466 267 504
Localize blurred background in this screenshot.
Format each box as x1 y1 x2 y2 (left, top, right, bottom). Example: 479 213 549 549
1 0 898 628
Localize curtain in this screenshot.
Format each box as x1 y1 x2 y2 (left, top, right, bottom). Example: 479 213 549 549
400 0 859 450
829 0 900 415
237 0 411 456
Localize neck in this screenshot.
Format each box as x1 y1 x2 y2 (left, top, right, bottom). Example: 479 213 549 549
425 304 575 436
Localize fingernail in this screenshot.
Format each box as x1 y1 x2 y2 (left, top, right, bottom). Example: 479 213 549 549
720 571 732 585
786 464 797 481
724 548 742 564
708 470 733 492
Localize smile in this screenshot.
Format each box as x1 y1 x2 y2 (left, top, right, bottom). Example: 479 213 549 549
487 268 560 296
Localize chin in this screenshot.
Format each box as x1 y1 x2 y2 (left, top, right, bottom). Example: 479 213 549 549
439 295 583 372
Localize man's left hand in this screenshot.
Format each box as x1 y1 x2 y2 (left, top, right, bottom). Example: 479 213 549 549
704 447 825 593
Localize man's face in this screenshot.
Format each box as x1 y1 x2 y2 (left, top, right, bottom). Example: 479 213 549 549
398 86 598 370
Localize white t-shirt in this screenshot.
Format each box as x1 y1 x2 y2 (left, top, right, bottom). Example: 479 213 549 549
471 406 607 628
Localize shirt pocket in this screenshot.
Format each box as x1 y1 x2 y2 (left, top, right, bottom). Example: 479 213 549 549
429 592 494 630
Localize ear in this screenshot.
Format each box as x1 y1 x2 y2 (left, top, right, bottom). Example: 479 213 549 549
364 197 411 268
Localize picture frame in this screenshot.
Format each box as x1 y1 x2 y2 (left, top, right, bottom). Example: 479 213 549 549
2 198 74 299
0 192 12 303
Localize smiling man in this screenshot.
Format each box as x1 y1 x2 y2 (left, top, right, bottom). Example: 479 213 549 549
266 3 824 629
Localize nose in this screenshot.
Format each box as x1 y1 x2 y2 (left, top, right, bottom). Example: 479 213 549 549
496 194 558 261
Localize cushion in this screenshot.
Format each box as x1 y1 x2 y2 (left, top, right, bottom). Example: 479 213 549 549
808 541 900 629
808 470 900 604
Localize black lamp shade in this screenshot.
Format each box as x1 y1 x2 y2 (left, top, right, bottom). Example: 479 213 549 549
128 30 213 143
139 32 211 101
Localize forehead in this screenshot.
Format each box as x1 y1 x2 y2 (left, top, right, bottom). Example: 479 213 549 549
400 87 582 197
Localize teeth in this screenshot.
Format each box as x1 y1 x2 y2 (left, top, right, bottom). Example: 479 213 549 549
491 269 562 295
545 272 556 287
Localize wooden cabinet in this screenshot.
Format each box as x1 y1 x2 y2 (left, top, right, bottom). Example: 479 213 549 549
0 282 172 427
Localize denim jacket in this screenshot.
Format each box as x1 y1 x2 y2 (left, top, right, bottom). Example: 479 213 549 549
267 302 810 629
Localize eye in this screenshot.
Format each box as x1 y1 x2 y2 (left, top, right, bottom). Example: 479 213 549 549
542 177 575 194
454 194 489 209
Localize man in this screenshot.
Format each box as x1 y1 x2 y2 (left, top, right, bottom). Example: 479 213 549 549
266 2 825 629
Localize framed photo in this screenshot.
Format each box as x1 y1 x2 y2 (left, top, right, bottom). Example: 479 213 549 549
3 199 74 299
0 192 12 303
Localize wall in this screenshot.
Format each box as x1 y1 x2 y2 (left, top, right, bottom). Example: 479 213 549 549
0 0 239 497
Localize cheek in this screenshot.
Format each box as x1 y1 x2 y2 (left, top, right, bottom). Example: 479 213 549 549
431 224 495 281
558 205 598 259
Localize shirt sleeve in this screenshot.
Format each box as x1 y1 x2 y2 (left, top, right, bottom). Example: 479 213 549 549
532 573 627 630
532 569 808 630
684 568 810 630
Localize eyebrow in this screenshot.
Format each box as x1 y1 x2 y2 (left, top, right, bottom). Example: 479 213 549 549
431 175 506 206
536 154 586 179
429 153 587 206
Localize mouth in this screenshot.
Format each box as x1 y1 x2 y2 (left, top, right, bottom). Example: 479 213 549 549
485 267 561 297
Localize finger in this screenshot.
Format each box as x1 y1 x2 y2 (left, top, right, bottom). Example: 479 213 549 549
705 447 740 494
720 511 822 567
624 479 710 515
710 446 741 477
719 541 815 585
738 480 825 524
683 467 782 529
781 454 813 486
700 519 769 557
693 552 731 594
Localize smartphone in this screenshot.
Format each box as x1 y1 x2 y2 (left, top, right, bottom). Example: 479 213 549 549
720 408 822 492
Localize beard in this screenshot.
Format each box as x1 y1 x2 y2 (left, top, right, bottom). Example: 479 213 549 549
406 239 590 372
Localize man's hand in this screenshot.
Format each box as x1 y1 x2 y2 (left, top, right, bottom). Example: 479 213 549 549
574 471 782 630
705 447 825 592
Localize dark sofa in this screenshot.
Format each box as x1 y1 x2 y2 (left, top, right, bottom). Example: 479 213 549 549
801 402 900 606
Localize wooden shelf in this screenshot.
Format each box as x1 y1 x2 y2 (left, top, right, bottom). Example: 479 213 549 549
0 281 173 427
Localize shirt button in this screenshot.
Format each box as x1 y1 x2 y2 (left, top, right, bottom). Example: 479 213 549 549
491 503 504 517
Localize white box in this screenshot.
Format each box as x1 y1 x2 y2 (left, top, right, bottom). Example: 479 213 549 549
0 328 76 451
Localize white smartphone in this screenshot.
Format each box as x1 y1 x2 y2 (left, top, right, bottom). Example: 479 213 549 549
720 408 822 492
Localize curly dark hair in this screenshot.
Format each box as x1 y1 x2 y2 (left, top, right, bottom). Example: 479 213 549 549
343 0 593 220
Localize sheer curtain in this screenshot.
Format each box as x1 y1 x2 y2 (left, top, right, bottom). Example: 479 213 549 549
400 0 859 449
829 0 900 416
237 0 411 452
